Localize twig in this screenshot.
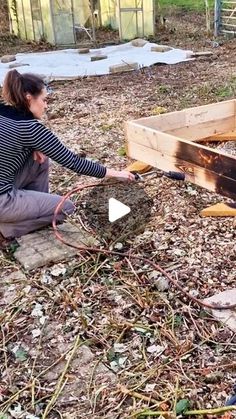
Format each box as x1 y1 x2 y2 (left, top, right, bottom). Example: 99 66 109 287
31 378 35 410
0 339 88 411
42 334 82 418
1 325 11 386
184 405 236 415
131 409 172 417
88 358 101 410
173 376 179 414
118 384 160 406
133 405 236 417
83 254 108 286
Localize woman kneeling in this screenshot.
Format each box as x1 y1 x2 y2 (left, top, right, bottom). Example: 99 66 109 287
0 70 134 249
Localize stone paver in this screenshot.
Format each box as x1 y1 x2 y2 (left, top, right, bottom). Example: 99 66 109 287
0 270 27 307
43 344 116 406
204 288 236 332
14 223 99 270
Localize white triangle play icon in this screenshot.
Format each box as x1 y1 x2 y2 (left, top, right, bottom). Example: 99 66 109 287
108 198 130 223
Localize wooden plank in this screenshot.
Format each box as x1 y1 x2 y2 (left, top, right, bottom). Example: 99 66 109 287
126 122 236 178
91 55 107 61
184 100 235 126
127 141 236 200
1 55 16 63
109 62 139 73
186 51 213 58
222 29 236 33
126 100 236 200
78 48 90 54
222 22 236 27
126 161 152 173
151 45 172 52
197 131 236 142
200 202 236 216
132 100 235 132
132 111 186 132
222 8 236 12
131 39 147 47
166 116 235 141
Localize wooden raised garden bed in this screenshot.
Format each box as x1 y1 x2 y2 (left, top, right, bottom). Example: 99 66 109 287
125 100 236 201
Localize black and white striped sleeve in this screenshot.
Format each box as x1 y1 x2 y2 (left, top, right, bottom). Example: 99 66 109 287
22 121 107 178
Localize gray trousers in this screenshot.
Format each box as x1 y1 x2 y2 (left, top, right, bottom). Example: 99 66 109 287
0 157 75 238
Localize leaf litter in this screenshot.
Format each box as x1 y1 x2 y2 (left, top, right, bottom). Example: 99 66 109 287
1 10 236 419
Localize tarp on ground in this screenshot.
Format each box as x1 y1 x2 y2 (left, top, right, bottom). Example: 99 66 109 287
0 41 193 84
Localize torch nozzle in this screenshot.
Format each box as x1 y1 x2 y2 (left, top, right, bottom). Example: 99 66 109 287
131 170 185 182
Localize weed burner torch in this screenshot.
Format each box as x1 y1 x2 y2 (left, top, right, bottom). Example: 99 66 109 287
131 170 186 182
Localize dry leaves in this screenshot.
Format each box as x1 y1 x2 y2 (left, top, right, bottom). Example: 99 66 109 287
1 8 236 419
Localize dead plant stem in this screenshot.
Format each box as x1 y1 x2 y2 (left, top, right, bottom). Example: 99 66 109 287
42 334 82 418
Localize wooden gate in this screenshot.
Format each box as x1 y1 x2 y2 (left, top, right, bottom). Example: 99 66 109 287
215 0 236 35
51 0 75 44
31 0 44 41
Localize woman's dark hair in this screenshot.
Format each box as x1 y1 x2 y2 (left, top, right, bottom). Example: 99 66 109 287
2 70 45 112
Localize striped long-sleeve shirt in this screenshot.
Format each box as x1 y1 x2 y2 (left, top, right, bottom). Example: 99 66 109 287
0 102 107 195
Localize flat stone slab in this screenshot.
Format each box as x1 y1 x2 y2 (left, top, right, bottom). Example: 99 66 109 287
43 344 116 406
204 288 236 332
0 270 28 307
14 223 99 270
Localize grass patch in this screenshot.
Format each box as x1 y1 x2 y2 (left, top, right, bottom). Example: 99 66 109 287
157 0 214 12
214 83 236 98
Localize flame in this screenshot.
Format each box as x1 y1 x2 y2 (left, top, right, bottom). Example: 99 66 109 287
178 165 194 175
198 149 219 166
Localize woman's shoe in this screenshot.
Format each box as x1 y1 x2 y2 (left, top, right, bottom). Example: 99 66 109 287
0 233 19 251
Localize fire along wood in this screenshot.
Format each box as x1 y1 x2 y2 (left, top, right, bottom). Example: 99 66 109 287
125 100 236 201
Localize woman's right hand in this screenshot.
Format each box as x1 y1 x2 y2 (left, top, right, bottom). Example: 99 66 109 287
105 169 136 182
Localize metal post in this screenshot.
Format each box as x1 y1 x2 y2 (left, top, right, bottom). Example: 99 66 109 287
214 0 221 36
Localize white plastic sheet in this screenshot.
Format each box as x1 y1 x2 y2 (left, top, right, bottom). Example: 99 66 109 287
0 41 192 84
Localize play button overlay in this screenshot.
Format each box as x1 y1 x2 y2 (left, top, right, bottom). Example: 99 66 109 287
108 198 130 223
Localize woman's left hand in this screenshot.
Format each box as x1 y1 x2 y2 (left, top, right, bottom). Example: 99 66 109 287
33 151 47 164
